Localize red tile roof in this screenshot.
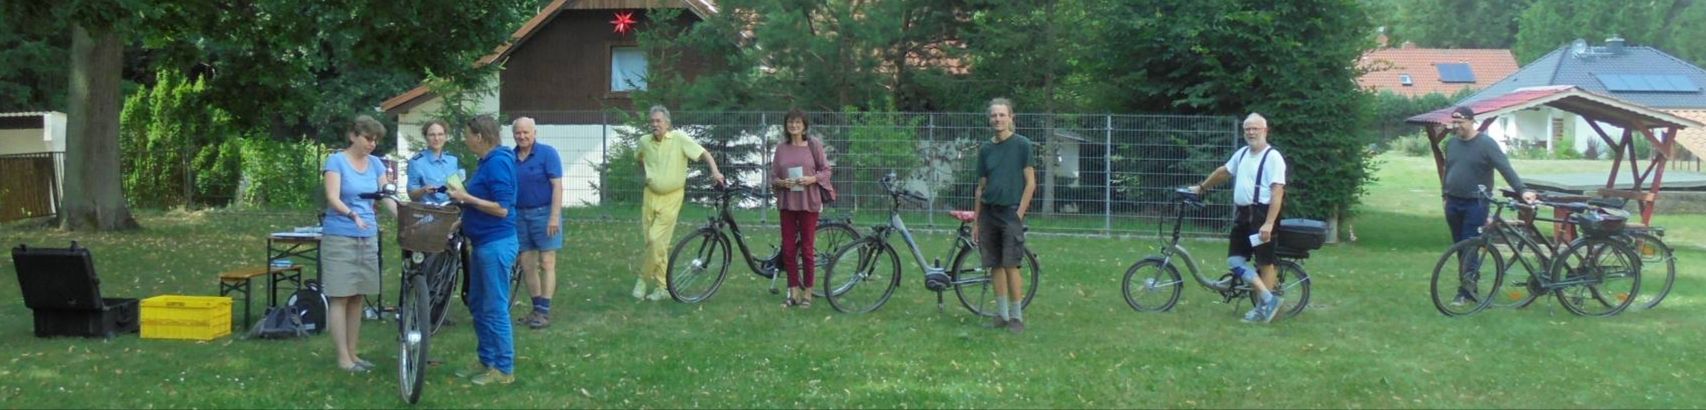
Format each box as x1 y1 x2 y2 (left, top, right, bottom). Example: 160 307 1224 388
1358 47 1520 97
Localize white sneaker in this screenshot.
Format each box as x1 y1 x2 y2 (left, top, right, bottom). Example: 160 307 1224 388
647 286 670 301
632 279 648 300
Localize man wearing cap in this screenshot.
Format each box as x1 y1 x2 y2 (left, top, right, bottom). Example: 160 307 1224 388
1441 106 1535 306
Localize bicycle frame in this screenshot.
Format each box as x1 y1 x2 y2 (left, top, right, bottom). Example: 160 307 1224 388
697 187 775 277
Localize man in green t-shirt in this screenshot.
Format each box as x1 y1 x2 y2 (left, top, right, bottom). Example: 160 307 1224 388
972 97 1036 334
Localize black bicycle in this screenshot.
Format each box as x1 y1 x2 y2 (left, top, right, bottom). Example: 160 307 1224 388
666 182 862 303
1121 187 1312 319
363 184 464 404
1581 197 1676 310
1429 187 1642 317
821 173 1040 315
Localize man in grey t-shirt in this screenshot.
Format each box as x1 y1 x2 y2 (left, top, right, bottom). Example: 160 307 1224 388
1441 106 1535 306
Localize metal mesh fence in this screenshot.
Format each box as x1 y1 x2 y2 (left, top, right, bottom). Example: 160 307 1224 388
455 111 1243 237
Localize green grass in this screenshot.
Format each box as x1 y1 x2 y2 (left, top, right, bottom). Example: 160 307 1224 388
0 154 1702 408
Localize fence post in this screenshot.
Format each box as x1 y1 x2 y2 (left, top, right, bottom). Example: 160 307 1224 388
600 110 609 215
926 113 935 229
1103 115 1113 235
760 112 770 225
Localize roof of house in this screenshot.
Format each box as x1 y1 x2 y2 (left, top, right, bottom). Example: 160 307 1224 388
1460 41 1706 109
1407 85 1702 132
381 0 717 114
1357 46 1520 97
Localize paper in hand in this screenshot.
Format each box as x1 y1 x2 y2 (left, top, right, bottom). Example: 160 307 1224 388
787 166 805 191
1249 233 1268 247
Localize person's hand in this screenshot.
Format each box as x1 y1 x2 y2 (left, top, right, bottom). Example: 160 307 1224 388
1017 208 1027 221
447 186 470 203
969 222 979 244
800 176 817 186
1259 222 1274 243
353 213 368 231
711 171 726 187
1188 185 1202 195
1521 190 1539 204
547 217 561 237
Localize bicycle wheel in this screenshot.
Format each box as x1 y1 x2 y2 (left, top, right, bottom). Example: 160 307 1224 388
1247 260 1311 320
823 237 901 313
949 245 1041 317
1120 257 1184 312
507 262 524 310
812 222 862 275
1430 238 1504 317
667 227 732 303
1625 232 1674 310
1490 230 1545 310
397 274 430 404
1551 238 1641 317
425 252 460 336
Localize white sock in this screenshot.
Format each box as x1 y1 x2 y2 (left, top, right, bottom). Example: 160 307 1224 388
1009 298 1023 321
996 298 1010 321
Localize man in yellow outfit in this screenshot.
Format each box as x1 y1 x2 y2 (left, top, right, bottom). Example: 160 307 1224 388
635 105 725 301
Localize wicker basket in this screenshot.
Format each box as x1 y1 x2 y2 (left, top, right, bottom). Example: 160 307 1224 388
397 202 461 253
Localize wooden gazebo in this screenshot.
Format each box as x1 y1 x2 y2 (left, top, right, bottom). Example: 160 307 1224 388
1406 85 1703 237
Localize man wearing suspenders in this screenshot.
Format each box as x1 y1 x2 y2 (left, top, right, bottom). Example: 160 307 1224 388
1191 113 1287 323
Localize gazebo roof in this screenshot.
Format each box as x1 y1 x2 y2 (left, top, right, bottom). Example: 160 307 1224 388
1406 85 1702 130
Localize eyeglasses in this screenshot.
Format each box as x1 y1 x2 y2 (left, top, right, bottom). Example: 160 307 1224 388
1243 127 1265 131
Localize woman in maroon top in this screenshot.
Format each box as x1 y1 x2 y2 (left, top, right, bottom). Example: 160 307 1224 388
771 109 833 308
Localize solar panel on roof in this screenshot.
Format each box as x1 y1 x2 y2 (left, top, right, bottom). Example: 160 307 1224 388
1437 63 1476 83
1597 74 1701 93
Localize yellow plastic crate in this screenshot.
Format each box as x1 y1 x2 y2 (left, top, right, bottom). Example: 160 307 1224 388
141 295 232 341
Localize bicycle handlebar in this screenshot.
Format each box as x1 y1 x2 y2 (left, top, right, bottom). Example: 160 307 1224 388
1174 187 1206 210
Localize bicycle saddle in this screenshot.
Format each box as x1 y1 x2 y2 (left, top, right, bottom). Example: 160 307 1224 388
948 210 976 223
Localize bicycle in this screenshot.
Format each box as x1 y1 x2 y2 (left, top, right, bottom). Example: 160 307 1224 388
1582 197 1676 310
1429 187 1642 317
1121 187 1313 320
821 172 1040 315
666 182 862 303
362 184 464 404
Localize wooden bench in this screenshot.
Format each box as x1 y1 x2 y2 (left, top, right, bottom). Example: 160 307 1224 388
218 266 303 330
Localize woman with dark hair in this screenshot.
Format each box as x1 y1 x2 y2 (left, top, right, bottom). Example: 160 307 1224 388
321 115 391 372
770 109 833 308
446 115 519 385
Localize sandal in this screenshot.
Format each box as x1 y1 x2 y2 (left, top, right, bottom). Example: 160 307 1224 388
782 296 799 308
799 295 813 309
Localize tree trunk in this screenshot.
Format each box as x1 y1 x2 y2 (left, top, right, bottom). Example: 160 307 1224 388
60 23 140 231
1039 1 1059 214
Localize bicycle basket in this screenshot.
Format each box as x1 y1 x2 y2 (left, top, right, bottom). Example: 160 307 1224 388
1570 209 1628 238
397 202 461 253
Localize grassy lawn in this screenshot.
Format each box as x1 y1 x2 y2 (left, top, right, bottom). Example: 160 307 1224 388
0 154 1700 408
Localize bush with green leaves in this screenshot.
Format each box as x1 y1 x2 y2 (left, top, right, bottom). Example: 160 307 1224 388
118 72 245 208
237 138 327 209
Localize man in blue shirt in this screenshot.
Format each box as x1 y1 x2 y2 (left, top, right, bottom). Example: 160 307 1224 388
510 117 564 329
407 119 460 204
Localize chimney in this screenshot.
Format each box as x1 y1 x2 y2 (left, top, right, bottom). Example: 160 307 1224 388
1606 35 1626 54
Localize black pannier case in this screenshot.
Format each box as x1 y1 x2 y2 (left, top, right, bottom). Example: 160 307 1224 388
1275 219 1327 258
11 242 140 338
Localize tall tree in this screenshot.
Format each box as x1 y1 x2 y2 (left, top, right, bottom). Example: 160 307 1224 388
954 0 1098 212
1083 0 1378 226
1389 0 1532 49
1514 0 1705 66
4 0 538 230
638 0 970 112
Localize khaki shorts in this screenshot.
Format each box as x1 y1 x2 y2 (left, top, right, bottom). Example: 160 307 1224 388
321 234 381 297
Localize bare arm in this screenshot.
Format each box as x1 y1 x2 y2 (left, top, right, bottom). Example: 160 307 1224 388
699 151 726 185
1259 184 1285 241
1195 166 1232 192
1018 167 1036 220
547 177 563 236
